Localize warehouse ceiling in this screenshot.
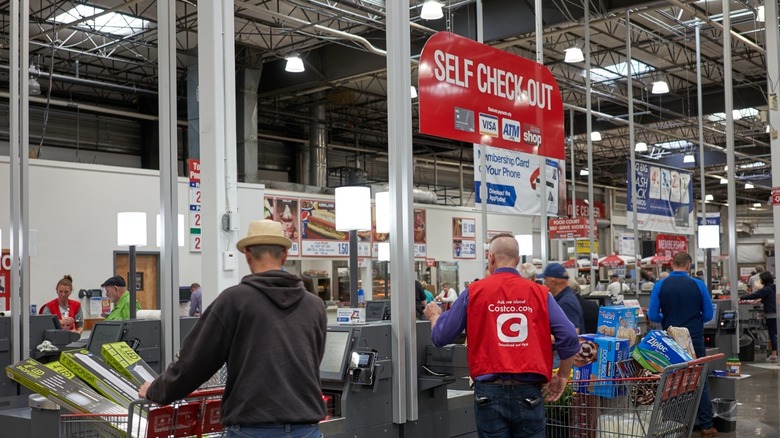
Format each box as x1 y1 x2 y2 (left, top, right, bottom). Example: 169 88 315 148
1 0 775 217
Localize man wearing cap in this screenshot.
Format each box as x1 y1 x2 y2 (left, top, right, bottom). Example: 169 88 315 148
102 275 141 321
424 234 579 437
139 220 327 437
538 263 584 334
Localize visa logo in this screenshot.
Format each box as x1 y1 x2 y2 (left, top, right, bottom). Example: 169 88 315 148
479 113 499 137
502 118 521 142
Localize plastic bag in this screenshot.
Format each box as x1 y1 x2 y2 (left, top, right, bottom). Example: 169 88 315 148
712 398 738 420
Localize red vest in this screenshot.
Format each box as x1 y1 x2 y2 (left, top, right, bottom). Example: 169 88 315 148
42 299 80 321
466 272 553 381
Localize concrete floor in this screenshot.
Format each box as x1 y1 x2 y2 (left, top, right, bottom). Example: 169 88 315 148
715 360 780 437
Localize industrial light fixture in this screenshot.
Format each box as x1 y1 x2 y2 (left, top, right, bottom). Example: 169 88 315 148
580 168 590 176
284 54 305 73
765 124 772 133
705 194 714 202
757 5 766 22
720 178 728 184
590 131 602 141
420 0 443 20
635 142 648 152
564 47 585 63
28 64 41 96
683 154 695 163
753 202 762 208
651 80 669 94
723 165 728 171
410 86 418 99
745 182 754 189
732 109 743 121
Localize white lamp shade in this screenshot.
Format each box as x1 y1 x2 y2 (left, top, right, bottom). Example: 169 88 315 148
420 0 443 20
375 191 390 234
335 186 372 231
378 242 390 262
698 225 720 249
156 214 185 247
117 212 147 246
635 142 648 152
564 47 584 63
285 55 305 73
683 154 695 163
651 80 669 94
514 234 534 256
590 131 602 141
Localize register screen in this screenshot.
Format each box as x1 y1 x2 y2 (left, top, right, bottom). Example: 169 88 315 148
320 330 351 380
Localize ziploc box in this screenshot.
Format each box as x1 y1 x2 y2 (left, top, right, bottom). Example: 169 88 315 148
573 334 631 398
597 305 640 350
632 330 693 372
102 341 158 386
60 349 140 408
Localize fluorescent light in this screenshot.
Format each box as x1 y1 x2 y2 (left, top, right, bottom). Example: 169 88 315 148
651 80 669 94
564 47 584 63
753 203 762 208
590 131 602 141
732 109 743 121
410 86 418 99
766 124 772 133
420 0 443 20
54 5 148 37
635 142 648 152
745 182 754 189
683 154 695 163
757 5 766 22
720 178 728 184
580 168 590 176
724 165 728 171
285 55 305 73
705 194 714 202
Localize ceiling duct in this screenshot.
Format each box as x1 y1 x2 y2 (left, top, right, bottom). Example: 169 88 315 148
736 223 754 238
371 184 438 205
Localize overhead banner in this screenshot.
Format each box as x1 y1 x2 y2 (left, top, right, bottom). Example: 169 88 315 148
548 217 597 240
419 32 565 160
627 160 694 235
697 212 720 226
473 144 563 215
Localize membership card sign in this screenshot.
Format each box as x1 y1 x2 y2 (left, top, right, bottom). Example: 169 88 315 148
419 32 564 160
627 160 694 235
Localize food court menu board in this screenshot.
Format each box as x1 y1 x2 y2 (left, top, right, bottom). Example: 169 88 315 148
372 208 427 259
453 217 477 259
274 197 300 257
300 200 371 257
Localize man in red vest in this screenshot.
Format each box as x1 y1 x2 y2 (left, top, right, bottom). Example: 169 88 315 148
424 233 579 437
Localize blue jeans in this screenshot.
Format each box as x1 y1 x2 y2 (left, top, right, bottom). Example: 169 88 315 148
694 342 713 429
227 423 322 438
473 381 545 438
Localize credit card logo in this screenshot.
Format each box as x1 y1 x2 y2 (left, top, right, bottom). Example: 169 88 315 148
479 113 499 137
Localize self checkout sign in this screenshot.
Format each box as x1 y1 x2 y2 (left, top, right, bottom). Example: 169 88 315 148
418 32 564 160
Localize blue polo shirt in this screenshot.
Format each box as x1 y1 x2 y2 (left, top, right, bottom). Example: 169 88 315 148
648 271 713 341
554 286 585 333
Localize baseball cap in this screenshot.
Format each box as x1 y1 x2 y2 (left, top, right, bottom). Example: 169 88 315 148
101 275 126 288
610 273 619 279
537 263 569 279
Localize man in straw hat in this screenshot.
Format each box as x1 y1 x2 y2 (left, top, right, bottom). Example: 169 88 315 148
140 220 327 437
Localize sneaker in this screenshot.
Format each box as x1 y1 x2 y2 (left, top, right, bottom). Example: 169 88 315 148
769 355 777 362
701 427 718 437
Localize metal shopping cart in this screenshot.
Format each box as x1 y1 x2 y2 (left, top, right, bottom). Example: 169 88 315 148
546 353 724 438
59 388 226 438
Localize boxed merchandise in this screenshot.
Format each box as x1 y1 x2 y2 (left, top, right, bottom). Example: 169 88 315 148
632 330 693 372
572 334 631 398
60 349 140 408
596 305 639 349
102 341 158 385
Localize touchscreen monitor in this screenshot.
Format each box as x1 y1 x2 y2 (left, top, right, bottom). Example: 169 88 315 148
87 322 125 356
320 328 352 381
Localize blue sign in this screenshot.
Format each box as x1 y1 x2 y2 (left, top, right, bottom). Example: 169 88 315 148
627 160 694 234
475 182 518 207
697 213 720 226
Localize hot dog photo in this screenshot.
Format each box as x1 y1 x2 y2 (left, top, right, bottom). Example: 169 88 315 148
301 201 347 240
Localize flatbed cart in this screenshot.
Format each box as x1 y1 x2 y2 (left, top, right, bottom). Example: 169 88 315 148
546 353 724 438
59 388 225 438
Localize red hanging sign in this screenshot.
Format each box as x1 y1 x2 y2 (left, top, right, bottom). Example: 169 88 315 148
656 234 688 257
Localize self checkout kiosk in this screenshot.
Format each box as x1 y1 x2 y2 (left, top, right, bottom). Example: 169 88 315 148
318 321 475 438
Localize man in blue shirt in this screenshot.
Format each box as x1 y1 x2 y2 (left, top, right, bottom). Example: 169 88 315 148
648 252 716 437
539 263 584 333
423 234 579 437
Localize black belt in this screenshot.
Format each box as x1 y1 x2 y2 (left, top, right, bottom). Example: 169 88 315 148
483 378 542 386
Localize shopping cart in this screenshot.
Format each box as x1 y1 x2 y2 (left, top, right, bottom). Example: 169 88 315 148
546 353 724 438
59 388 226 438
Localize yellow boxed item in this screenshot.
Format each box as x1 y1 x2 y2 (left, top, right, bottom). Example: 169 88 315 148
60 349 140 408
102 341 158 386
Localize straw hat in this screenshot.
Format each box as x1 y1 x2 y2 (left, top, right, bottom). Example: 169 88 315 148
236 220 292 253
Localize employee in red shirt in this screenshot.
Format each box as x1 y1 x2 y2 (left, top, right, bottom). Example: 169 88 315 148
424 233 579 437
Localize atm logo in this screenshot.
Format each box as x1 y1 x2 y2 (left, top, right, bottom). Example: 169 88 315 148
479 113 499 137
501 118 521 142
523 124 542 147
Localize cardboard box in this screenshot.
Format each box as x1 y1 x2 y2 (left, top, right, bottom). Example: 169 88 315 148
573 334 630 398
632 330 693 372
60 349 140 408
102 342 158 386
597 305 640 350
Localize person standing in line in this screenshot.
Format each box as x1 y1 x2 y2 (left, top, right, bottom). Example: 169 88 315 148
40 275 83 333
189 283 202 317
435 282 458 310
647 252 716 438
740 271 777 362
424 234 579 437
606 274 629 304
519 262 538 281
139 220 327 438
538 263 584 334
570 278 599 334
748 265 764 292
103 276 141 321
